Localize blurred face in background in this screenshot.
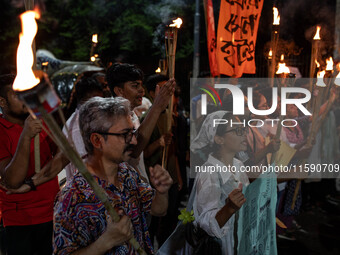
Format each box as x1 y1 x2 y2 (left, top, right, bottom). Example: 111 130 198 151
0 86 28 120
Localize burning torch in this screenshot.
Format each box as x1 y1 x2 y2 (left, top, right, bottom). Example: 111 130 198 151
291 69 326 210
13 11 146 255
90 33 98 61
270 58 295 165
308 26 321 109
162 17 182 168
269 7 280 87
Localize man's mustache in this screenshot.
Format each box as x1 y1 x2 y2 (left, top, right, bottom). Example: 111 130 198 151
124 144 134 153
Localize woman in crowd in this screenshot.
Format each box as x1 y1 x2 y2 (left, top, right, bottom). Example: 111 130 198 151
190 111 250 255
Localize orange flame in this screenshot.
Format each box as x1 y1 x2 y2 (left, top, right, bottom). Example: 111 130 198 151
155 67 161 73
13 11 40 91
316 70 326 87
280 54 284 61
276 62 290 74
326 57 334 71
315 60 320 68
273 7 280 25
268 49 272 59
169 18 183 28
92 34 98 43
313 26 321 40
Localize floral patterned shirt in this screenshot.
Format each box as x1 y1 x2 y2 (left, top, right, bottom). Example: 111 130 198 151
53 162 155 255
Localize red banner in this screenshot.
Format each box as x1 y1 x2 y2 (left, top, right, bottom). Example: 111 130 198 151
216 0 264 77
204 0 219 77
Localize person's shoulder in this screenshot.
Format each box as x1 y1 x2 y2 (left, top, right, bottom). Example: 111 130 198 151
0 116 16 130
54 173 93 215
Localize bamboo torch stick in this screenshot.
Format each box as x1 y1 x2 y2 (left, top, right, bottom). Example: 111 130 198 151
270 60 293 164
13 11 147 255
90 34 98 61
162 18 182 168
322 57 334 103
269 7 280 87
291 70 327 209
24 0 40 173
307 26 321 110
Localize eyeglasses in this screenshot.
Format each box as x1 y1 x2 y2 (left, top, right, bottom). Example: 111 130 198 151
224 127 249 136
95 128 138 143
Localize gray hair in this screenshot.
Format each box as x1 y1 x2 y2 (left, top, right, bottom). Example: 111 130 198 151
79 96 131 154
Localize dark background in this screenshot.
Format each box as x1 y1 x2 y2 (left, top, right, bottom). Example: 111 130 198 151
0 0 337 107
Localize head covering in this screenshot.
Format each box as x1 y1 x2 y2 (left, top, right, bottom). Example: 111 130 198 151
190 110 229 153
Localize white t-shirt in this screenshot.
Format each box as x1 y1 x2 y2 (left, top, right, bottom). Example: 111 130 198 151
131 111 150 183
62 109 86 182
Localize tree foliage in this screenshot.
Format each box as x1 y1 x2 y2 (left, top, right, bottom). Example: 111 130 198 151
0 0 195 73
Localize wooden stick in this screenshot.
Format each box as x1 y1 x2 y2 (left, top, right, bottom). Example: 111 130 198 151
37 105 147 255
291 85 326 209
34 135 40 173
162 27 178 167
307 40 320 110
269 25 279 87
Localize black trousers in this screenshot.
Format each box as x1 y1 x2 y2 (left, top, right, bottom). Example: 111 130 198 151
5 221 53 255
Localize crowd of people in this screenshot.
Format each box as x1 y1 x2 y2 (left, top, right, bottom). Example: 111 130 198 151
0 63 339 255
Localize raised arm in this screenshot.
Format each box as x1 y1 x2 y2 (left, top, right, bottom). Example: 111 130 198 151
131 79 175 158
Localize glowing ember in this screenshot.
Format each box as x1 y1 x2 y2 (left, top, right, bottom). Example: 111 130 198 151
315 60 320 68
13 11 40 92
326 57 334 71
92 34 98 43
273 7 280 25
169 18 183 29
337 63 340 71
155 67 161 73
316 70 326 87
42 62 48 67
276 62 290 74
313 26 321 40
268 49 272 59
280 54 284 61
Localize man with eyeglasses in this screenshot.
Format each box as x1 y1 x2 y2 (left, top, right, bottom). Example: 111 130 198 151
53 97 173 255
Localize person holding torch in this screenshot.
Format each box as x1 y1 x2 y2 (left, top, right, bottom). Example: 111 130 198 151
53 97 173 255
0 74 60 255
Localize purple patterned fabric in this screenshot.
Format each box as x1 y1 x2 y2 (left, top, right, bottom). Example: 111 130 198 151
53 162 155 255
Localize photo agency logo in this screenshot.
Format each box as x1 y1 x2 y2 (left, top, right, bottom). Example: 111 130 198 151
200 83 312 128
199 84 223 114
